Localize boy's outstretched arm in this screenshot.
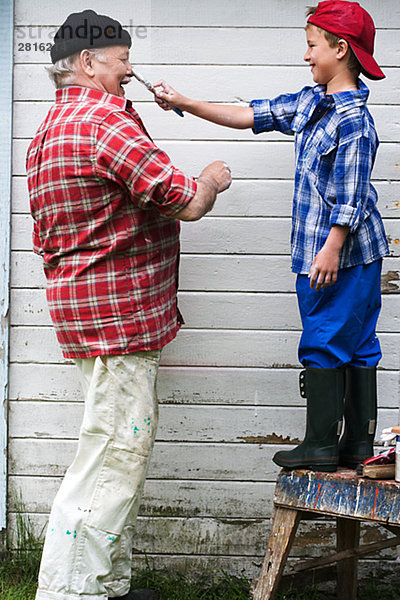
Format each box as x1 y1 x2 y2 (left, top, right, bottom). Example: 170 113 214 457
309 225 350 291
153 80 254 130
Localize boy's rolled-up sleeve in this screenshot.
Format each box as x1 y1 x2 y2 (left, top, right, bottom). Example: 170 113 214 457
250 91 301 136
330 134 375 233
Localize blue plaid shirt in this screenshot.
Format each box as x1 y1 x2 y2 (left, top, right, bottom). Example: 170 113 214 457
250 80 389 274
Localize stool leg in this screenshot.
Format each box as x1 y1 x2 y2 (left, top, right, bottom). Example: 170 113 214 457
253 507 301 600
336 517 360 600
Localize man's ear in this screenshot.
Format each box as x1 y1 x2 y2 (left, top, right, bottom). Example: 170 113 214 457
336 38 350 61
80 50 95 76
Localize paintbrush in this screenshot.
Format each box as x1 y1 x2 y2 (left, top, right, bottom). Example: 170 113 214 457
132 69 184 117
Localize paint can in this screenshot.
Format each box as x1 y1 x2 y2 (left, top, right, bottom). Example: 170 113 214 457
396 435 400 482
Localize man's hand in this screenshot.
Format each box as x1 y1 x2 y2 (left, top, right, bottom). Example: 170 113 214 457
309 225 350 291
198 160 232 194
174 161 232 222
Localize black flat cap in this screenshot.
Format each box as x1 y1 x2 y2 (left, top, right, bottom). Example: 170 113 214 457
50 9 132 64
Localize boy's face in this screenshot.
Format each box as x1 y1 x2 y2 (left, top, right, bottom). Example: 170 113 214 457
304 25 340 86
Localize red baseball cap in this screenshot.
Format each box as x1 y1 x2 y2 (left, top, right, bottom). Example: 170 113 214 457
307 0 385 80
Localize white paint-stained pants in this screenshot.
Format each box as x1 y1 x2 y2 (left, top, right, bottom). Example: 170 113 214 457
35 351 161 600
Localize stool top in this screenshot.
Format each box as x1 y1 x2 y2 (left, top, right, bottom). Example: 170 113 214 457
274 468 400 524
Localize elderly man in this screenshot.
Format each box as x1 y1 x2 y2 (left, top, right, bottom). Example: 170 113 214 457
26 10 231 600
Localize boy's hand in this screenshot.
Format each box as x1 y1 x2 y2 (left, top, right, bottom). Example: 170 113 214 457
153 82 254 129
309 247 340 291
309 225 350 291
153 80 187 112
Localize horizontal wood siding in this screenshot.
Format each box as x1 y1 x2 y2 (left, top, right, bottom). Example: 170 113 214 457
10 0 400 581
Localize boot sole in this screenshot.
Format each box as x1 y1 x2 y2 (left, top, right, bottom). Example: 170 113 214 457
338 461 360 470
279 465 337 472
273 457 338 472
339 454 373 470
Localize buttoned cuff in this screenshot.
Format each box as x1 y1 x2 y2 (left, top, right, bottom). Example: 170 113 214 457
250 99 274 134
330 204 360 233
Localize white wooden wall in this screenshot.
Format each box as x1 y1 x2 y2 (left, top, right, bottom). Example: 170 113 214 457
10 0 400 581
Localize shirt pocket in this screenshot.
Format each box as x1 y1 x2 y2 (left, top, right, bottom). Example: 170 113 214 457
304 132 337 174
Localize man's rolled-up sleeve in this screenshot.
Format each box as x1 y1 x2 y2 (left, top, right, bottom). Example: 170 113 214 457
330 134 374 233
96 113 197 217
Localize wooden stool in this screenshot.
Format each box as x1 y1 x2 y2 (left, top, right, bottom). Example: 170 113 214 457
253 468 400 600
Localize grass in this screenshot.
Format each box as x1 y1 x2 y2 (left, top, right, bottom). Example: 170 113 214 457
0 507 44 600
2 510 400 599
3 555 400 600
129 570 400 600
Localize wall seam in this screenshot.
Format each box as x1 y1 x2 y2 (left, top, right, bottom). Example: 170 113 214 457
0 0 14 537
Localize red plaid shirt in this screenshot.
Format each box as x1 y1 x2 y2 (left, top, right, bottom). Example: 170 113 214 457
26 86 197 359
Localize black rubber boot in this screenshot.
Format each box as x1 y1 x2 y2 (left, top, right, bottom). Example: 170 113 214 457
112 590 157 600
338 366 377 469
273 367 345 472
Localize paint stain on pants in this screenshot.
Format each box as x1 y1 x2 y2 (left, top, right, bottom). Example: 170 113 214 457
35 350 161 600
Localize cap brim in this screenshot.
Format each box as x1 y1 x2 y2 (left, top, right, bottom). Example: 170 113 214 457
350 43 385 80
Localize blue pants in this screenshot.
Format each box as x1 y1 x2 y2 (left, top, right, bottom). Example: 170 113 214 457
296 260 382 368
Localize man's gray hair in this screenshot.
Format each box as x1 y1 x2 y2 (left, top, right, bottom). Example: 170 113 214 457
46 48 108 88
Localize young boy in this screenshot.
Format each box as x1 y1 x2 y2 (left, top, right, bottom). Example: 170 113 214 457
154 0 389 472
